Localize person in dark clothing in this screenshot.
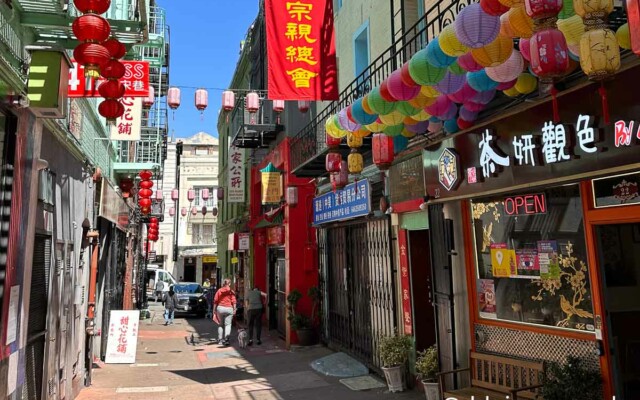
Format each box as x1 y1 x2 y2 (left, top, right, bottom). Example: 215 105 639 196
162 288 179 325
245 287 266 346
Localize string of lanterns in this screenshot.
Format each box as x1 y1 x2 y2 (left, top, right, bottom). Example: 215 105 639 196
321 0 627 177
138 170 154 216
148 217 159 242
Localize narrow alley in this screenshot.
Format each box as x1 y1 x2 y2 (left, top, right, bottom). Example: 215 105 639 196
77 303 423 400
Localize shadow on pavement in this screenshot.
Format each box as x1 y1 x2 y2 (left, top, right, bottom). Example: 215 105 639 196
167 366 258 385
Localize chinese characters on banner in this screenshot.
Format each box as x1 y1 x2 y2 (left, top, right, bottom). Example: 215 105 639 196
105 310 140 363
260 163 283 204
397 230 413 335
110 97 142 141
227 146 245 203
265 0 338 100
68 60 150 98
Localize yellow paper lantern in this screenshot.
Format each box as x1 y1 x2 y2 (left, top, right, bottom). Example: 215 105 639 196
401 129 417 138
348 151 364 174
411 109 432 121
327 115 347 138
347 132 364 148
500 13 516 38
471 35 514 67
365 120 386 132
503 86 521 97
616 23 631 50
439 25 469 57
514 73 537 94
408 92 436 108
507 6 534 39
579 28 620 80
403 116 419 125
557 15 585 45
352 127 372 138
362 96 375 114
379 110 405 126
420 85 440 98
574 0 613 18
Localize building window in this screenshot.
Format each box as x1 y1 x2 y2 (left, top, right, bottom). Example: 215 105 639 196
193 186 216 207
471 184 595 333
353 21 370 90
192 224 215 245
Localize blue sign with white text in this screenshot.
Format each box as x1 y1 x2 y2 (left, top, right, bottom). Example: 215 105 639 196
313 180 371 224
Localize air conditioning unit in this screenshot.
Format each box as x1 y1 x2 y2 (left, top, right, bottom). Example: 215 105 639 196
26 46 73 119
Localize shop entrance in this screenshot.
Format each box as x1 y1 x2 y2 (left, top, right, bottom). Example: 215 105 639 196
595 222 640 399
184 257 196 282
268 247 286 337
408 229 437 353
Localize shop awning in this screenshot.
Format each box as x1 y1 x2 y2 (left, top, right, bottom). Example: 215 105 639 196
253 207 284 229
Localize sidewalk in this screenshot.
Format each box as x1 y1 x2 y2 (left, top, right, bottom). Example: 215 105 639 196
77 304 423 400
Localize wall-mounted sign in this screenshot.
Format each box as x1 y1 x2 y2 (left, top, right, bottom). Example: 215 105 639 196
389 155 425 204
592 171 640 208
105 310 140 364
231 256 239 264
228 146 245 203
438 148 460 191
238 233 250 251
68 60 150 97
99 180 129 231
266 226 285 246
203 256 218 263
398 230 413 335
503 193 547 216
110 97 142 141
313 179 371 225
260 162 283 204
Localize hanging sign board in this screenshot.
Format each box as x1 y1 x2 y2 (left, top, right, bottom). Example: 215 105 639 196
312 179 371 224
105 310 140 364
110 97 142 141
68 60 150 97
228 146 245 203
260 162 283 204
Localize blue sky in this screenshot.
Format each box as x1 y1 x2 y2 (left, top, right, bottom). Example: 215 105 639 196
158 0 259 139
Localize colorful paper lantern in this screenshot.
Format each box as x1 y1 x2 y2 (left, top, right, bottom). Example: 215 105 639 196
409 49 447 85
338 108 361 132
401 128 417 138
558 15 585 45
393 135 409 153
514 72 538 94
362 96 375 114
348 150 364 174
481 0 510 16
454 3 501 48
350 98 378 125
486 51 524 82
579 28 620 80
525 0 562 19
383 124 404 137
426 38 457 68
395 101 420 116
379 80 396 102
428 119 443 133
471 34 513 67
449 61 466 75
504 86 521 96
411 109 432 121
459 105 479 121
467 69 500 92
420 85 440 98
372 133 395 170
559 0 575 18
457 52 484 72
325 152 342 173
365 119 386 132
530 29 570 78
379 111 405 126
463 101 486 112
472 89 497 104
400 62 418 87
425 95 453 118
435 71 466 94
457 117 475 130
441 103 459 120
439 25 470 57
496 78 517 90
448 82 478 103
405 120 430 134
519 37 532 61
367 87 397 115
616 23 631 50
507 6 534 38
346 131 363 148
408 92 436 108
444 118 460 133
387 69 421 100
351 127 371 139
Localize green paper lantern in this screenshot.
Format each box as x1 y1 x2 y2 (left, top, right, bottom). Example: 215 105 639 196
367 87 397 114
395 101 420 116
449 61 466 75
558 0 575 19
383 124 404 137
408 49 447 86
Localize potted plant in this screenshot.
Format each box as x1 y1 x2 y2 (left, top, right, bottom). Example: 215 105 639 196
287 289 317 345
379 334 412 392
541 356 601 400
416 345 439 400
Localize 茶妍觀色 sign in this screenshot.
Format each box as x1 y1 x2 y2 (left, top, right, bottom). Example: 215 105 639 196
313 179 371 224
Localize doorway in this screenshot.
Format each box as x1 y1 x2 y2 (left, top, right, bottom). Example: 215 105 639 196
183 257 196 282
268 247 286 337
595 222 640 399
408 229 437 353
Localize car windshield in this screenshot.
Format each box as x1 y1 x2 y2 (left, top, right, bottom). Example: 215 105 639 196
172 284 202 294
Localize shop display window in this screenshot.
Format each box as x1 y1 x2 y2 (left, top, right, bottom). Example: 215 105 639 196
471 184 595 332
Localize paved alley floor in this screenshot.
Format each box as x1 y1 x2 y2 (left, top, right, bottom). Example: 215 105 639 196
77 304 423 400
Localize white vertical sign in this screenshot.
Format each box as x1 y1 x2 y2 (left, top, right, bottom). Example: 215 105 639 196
105 310 140 364
110 97 142 141
228 146 245 203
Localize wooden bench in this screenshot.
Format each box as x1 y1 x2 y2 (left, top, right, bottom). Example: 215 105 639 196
437 351 545 400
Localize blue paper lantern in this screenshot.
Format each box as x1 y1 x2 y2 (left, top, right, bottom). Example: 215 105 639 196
426 37 457 68
351 98 378 125
466 70 499 92
393 135 409 153
444 118 460 134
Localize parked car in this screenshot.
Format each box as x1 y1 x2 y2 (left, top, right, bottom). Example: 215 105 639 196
171 283 207 317
145 266 178 301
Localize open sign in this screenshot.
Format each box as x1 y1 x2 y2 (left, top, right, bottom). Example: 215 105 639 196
503 193 547 216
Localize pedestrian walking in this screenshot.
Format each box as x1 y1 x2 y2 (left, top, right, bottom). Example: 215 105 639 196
162 287 179 325
154 279 164 302
245 287 266 346
203 278 211 288
213 278 236 346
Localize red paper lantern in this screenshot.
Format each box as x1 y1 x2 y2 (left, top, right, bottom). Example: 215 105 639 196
73 43 110 77
529 29 569 78
139 180 153 190
148 228 159 236
101 59 126 79
525 0 562 19
139 170 153 180
400 62 418 87
457 117 475 130
480 0 510 16
141 206 151 215
298 100 310 113
326 134 342 149
372 133 394 170
98 79 125 99
138 188 153 198
74 0 111 14
325 152 342 173
72 14 111 42
201 206 208 215
379 80 396 102
98 99 124 121
138 198 152 208
103 37 126 59
149 217 159 224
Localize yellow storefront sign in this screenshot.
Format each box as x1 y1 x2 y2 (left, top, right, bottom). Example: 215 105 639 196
203 256 218 263
260 162 283 204
231 256 239 264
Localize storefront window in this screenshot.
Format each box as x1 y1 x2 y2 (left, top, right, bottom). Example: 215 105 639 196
471 184 595 332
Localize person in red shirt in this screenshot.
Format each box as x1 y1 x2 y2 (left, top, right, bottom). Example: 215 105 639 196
213 278 236 346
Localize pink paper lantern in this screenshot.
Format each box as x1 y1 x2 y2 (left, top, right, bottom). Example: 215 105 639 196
195 88 208 111
458 52 484 72
171 188 179 201
441 103 459 120
201 188 210 200
496 79 517 90
245 92 260 113
454 3 501 49
169 207 176 217
459 106 478 121
155 189 163 200
143 85 155 108
298 100 310 113
187 188 195 202
406 120 430 134
222 90 235 111
519 38 532 62
486 51 524 83
387 69 421 100
448 83 478 103
181 207 187 216
463 101 486 112
273 99 285 113
168 87 181 109
191 206 197 216
428 120 443 133
425 95 453 117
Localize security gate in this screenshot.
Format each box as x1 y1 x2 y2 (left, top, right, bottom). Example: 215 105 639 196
319 218 396 372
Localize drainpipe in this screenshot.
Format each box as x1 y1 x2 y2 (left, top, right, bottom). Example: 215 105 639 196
86 230 100 321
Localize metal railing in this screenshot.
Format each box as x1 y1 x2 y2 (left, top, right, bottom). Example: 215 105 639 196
116 140 162 165
289 0 472 172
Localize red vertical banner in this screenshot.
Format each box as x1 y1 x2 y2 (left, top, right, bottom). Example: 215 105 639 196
265 0 339 100
398 229 413 336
